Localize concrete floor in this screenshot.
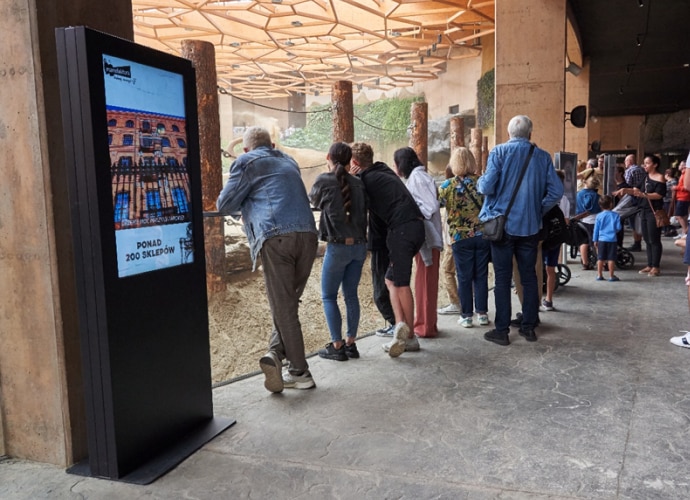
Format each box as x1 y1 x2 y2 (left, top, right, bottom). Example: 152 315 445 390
2 236 690 499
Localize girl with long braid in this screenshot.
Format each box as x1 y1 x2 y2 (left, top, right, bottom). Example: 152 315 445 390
309 142 369 361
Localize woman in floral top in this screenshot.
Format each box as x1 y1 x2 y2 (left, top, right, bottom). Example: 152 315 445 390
438 147 491 328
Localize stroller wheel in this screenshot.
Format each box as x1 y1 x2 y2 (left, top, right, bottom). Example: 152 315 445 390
556 264 571 286
616 247 635 270
569 244 578 259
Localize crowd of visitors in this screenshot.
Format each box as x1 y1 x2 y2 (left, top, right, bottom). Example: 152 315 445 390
217 122 690 394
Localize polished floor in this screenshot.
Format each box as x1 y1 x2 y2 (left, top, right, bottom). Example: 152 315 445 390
2 236 690 499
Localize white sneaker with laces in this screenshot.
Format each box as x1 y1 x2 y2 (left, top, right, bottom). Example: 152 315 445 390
458 317 473 328
477 314 490 326
670 331 690 349
382 322 410 357
437 303 461 315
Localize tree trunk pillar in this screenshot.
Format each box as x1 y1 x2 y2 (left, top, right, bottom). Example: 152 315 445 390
450 116 465 150
470 128 483 173
332 81 354 143
482 136 489 173
181 40 226 294
410 102 429 167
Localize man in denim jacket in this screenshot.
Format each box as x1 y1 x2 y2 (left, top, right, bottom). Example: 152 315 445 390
478 115 563 346
217 127 318 393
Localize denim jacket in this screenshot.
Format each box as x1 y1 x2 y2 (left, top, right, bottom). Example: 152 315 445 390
478 138 563 237
216 146 317 269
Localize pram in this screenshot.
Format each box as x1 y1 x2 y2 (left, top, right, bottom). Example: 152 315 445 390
568 209 636 271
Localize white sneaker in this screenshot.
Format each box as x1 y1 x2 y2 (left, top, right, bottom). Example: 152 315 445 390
670 331 690 349
477 314 490 326
458 317 473 328
675 233 686 240
382 322 410 357
437 303 461 315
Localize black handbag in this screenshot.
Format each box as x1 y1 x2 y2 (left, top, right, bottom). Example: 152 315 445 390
482 144 535 242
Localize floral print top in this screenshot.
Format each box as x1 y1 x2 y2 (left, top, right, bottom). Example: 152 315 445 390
438 174 484 242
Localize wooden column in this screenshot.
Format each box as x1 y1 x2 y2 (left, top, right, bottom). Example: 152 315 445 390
482 136 489 172
332 81 354 143
450 116 465 150
410 102 429 166
181 40 226 294
470 128 483 172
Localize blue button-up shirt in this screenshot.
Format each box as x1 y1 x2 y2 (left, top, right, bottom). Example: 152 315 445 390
216 146 317 269
477 138 563 237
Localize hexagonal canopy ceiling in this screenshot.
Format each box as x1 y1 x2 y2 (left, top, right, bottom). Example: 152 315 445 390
132 0 495 99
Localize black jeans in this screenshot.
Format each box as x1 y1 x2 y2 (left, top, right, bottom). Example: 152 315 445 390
640 209 663 267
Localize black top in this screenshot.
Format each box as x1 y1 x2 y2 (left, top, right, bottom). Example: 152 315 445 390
309 171 368 244
358 161 422 234
643 177 667 211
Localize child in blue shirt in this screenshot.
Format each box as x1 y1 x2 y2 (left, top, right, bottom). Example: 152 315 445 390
593 195 623 281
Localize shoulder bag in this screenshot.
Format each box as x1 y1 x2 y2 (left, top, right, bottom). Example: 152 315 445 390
482 144 535 241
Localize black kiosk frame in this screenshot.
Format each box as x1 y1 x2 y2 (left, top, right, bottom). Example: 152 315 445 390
56 26 234 484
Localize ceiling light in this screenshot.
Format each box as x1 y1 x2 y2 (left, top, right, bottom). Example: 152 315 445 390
272 0 282 3
231 64 240 69
284 40 294 46
638 0 644 6
291 20 302 27
390 31 401 37
230 42 241 47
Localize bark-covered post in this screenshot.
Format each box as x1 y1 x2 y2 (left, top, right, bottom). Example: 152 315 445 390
181 40 226 293
332 81 354 143
450 116 465 150
482 136 489 172
470 127 483 173
410 102 428 167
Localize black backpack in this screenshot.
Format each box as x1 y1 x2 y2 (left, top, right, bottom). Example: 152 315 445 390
541 205 569 249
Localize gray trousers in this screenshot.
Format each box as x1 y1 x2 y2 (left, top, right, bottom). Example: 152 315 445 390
260 232 318 375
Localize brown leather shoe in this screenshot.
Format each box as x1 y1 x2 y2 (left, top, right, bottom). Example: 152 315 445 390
638 266 652 274
648 268 661 277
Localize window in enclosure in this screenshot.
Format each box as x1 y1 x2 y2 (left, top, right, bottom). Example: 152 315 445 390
122 134 133 146
126 120 134 128
108 118 117 127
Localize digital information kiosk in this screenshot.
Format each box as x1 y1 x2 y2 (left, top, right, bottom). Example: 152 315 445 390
56 26 234 484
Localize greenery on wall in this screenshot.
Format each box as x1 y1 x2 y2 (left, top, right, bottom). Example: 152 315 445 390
283 96 423 151
477 68 495 129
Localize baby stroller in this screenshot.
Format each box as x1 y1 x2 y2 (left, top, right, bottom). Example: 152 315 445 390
568 220 635 270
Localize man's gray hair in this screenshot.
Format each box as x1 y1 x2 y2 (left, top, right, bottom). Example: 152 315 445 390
507 115 533 139
243 127 272 151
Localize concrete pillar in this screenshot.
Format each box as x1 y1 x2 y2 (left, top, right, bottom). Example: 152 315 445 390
0 0 133 465
181 40 226 294
450 116 465 150
565 59 591 161
410 102 428 167
332 81 354 143
495 0 567 154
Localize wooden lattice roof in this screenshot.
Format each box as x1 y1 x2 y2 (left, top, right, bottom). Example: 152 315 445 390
132 0 495 99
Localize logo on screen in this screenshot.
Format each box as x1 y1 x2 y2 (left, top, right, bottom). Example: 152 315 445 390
104 60 132 80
